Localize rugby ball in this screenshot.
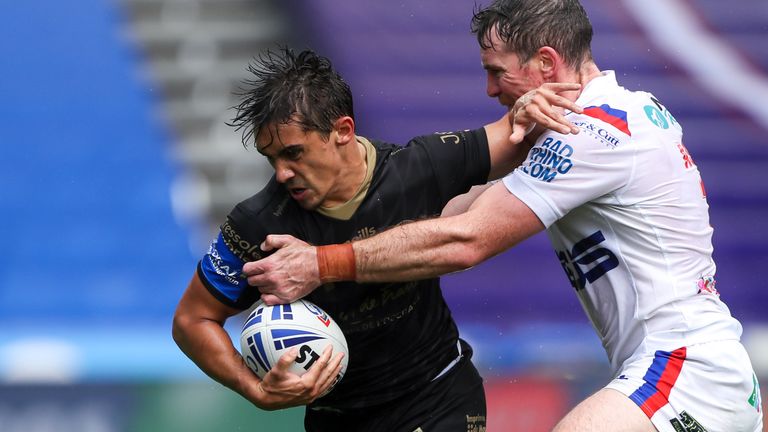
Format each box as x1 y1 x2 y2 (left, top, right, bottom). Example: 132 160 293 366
239 299 349 395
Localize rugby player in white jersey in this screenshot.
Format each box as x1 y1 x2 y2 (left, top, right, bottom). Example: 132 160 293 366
243 0 763 430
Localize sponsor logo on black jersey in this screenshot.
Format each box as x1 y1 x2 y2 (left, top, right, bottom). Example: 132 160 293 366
435 129 470 145
207 237 243 286
466 414 486 432
272 195 290 217
669 411 707 432
351 226 377 241
221 220 263 261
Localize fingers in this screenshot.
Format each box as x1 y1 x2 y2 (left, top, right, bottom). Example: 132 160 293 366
242 260 265 277
317 352 345 394
528 93 579 134
541 82 582 94
529 102 578 135
302 345 334 382
260 234 309 252
260 293 282 306
304 345 344 398
513 84 583 137
243 234 309 276
272 347 299 374
260 234 286 252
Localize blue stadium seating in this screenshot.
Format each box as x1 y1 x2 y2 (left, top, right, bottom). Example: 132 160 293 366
0 0 196 326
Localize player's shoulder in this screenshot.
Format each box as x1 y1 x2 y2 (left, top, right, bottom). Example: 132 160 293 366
230 177 295 223
567 83 655 149
408 128 487 148
226 177 302 241
219 178 301 263
369 128 487 163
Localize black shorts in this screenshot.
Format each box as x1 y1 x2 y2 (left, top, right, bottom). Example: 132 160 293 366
304 354 486 432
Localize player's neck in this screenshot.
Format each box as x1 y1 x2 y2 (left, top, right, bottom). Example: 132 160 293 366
325 137 369 207
557 61 601 102
577 62 602 86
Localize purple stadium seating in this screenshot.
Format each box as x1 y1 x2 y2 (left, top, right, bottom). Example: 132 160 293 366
294 0 768 325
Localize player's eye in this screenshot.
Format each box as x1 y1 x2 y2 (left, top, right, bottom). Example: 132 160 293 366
485 67 504 77
283 146 303 160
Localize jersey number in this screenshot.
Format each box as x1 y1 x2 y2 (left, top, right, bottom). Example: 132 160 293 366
557 231 619 291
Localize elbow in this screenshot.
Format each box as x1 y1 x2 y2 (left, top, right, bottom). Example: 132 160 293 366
450 240 492 270
171 309 190 348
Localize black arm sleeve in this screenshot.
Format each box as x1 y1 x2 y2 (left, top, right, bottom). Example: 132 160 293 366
404 128 491 207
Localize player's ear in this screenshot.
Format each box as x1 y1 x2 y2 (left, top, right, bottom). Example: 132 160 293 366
332 116 355 146
536 46 560 79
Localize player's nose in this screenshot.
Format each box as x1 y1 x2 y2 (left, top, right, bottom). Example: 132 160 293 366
274 162 294 183
486 74 501 98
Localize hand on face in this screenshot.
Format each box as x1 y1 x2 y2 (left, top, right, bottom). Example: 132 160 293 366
242 234 322 304
509 82 584 143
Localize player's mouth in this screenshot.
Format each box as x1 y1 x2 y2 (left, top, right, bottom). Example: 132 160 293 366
289 188 308 200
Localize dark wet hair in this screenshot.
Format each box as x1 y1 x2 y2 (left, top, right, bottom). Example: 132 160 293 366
471 0 593 69
229 48 354 147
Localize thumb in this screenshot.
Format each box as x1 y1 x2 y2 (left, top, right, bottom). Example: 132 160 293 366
509 123 526 144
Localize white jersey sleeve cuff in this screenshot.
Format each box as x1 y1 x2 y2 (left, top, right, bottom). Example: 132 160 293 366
502 172 562 228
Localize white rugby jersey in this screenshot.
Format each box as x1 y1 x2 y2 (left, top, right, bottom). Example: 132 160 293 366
503 71 743 374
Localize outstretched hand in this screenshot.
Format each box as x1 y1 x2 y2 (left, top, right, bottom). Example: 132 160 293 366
242 234 322 305
509 82 583 143
256 344 345 410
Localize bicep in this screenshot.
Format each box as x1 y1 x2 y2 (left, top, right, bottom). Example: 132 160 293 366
465 181 545 258
484 113 533 180
175 272 242 326
441 183 493 217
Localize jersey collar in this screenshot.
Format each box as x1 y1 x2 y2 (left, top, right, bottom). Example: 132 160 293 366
317 136 376 221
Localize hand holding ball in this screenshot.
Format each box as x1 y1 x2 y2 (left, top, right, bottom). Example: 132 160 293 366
240 299 349 396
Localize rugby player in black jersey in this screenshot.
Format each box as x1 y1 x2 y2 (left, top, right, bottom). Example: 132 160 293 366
173 47 580 431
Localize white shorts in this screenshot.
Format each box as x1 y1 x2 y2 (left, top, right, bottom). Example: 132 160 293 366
606 339 763 432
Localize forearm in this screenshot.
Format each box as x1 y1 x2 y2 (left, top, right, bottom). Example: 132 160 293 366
247 185 543 302
344 183 543 283
485 113 529 180
172 314 263 406
352 213 489 282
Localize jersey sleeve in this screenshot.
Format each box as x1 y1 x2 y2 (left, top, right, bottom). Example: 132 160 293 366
406 127 491 205
197 206 267 310
503 112 636 227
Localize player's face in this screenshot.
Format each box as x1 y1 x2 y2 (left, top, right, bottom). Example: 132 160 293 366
256 122 343 210
481 29 543 108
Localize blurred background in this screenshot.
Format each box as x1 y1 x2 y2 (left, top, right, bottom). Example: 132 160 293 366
1 0 766 430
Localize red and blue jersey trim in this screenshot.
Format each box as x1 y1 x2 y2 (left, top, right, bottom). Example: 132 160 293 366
583 104 632 136
629 347 687 417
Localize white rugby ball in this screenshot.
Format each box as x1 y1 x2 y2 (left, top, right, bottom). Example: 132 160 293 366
240 299 349 395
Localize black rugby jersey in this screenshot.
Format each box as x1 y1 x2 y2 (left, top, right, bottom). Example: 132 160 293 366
198 127 490 410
